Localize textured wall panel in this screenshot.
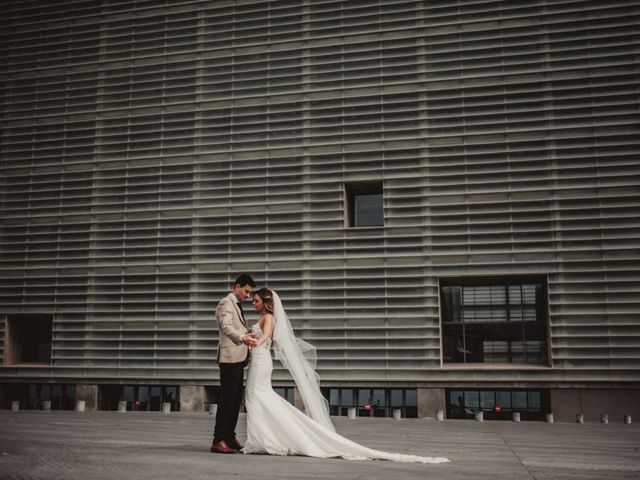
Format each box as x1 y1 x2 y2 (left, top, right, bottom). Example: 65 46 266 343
1 0 639 386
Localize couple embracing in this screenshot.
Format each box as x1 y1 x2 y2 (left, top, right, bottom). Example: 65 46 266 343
211 274 449 464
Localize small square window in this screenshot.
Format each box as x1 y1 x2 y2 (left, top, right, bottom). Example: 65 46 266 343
345 181 383 227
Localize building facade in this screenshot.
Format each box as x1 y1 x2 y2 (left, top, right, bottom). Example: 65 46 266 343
1 0 639 422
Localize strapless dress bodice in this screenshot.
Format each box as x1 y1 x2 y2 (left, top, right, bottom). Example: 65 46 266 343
250 323 272 353
251 323 263 338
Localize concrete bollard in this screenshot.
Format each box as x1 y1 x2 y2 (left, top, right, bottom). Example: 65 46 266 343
162 402 171 414
546 413 554 423
475 411 483 422
576 413 584 424
11 401 20 412
41 401 52 411
601 414 608 424
392 409 401 420
436 409 444 421
624 414 632 424
76 400 86 412
118 401 127 412
209 403 217 415
512 412 521 422
347 407 356 419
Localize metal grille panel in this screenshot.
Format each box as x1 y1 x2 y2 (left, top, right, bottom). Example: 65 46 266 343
1 0 639 385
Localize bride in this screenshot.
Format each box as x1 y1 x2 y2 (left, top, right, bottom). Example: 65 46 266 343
242 287 449 464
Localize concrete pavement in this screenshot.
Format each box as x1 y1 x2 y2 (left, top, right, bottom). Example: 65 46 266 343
0 410 639 479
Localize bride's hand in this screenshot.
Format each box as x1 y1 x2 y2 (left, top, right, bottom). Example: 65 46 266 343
241 332 257 347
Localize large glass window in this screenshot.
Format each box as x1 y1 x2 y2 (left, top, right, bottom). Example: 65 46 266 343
5 383 76 410
326 388 417 418
440 277 549 365
447 389 549 421
100 385 180 411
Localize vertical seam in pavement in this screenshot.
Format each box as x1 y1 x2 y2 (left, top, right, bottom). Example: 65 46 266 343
494 428 539 480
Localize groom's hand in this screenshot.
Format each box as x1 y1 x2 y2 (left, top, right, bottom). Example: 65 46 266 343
241 333 257 347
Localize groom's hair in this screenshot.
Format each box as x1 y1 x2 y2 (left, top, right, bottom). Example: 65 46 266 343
234 273 256 288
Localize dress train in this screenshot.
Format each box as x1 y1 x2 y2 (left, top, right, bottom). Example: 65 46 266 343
242 324 449 464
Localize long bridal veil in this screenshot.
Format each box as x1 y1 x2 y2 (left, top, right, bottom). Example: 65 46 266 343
271 290 335 432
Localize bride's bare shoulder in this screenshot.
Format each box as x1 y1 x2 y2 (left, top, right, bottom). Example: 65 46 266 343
259 313 275 325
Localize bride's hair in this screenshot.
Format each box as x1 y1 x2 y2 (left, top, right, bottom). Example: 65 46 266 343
254 287 274 314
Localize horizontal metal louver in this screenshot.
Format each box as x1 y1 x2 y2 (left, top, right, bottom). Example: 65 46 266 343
1 0 639 384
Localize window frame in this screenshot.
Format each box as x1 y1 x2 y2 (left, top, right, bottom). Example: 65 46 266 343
326 387 418 418
439 275 551 368
344 180 384 228
446 388 550 421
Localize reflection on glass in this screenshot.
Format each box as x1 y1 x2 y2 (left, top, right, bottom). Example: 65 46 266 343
465 391 479 409
165 387 177 401
441 280 547 364
138 386 150 402
65 385 75 406
480 391 494 409
358 389 370 405
354 194 383 226
450 389 546 418
342 389 353 405
326 389 418 417
513 391 527 409
450 390 463 408
123 386 134 401
496 391 511 409
405 389 417 406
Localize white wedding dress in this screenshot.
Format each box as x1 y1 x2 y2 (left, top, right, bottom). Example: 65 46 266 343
242 323 449 464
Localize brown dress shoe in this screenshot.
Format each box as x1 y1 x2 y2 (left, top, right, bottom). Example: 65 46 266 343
210 439 236 454
227 438 244 451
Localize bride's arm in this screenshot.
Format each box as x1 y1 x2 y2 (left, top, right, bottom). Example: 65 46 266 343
255 313 274 347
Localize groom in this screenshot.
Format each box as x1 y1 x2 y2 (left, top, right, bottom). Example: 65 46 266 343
211 273 257 454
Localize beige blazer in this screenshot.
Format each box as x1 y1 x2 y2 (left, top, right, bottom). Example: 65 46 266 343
216 293 250 364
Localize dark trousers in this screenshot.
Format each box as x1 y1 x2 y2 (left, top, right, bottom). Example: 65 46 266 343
213 361 245 443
